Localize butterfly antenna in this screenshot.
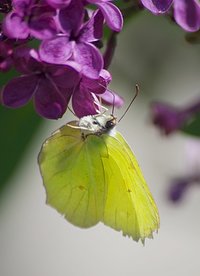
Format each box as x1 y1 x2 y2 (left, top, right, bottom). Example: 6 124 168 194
118 84 140 123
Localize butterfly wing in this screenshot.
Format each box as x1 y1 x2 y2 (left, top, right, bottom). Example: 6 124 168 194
38 123 108 228
101 132 160 242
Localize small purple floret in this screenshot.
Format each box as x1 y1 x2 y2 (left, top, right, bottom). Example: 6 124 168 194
39 7 104 79
151 102 188 135
141 0 173 14
1 48 80 119
141 0 200 32
168 178 190 202
3 0 57 39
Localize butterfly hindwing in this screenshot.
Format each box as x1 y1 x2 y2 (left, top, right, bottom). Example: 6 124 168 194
101 132 159 242
39 124 108 228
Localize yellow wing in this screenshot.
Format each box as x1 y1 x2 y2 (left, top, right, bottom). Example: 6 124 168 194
38 123 108 228
101 132 160 242
39 123 159 242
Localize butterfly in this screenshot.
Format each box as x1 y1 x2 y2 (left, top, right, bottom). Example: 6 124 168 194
38 113 160 243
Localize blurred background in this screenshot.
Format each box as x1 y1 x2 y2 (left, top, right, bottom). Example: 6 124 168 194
1 10 200 276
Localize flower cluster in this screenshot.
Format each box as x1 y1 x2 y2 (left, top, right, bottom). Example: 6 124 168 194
151 100 200 202
168 175 200 202
141 0 200 32
0 0 123 119
151 98 200 135
168 139 200 203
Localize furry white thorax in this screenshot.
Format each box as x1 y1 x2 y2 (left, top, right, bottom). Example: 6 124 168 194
79 114 117 136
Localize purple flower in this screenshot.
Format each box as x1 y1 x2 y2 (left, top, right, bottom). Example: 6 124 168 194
72 69 123 117
168 174 200 202
87 0 123 32
3 0 58 39
151 102 188 135
173 0 200 32
39 2 104 79
141 0 200 32
1 47 122 118
151 98 200 135
0 0 124 120
1 48 80 119
46 0 71 9
141 0 173 14
168 177 190 202
168 140 200 203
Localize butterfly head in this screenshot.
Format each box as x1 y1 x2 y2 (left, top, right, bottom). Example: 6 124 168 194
79 114 117 138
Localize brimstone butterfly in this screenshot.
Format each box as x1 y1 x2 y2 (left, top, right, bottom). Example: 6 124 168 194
38 113 159 242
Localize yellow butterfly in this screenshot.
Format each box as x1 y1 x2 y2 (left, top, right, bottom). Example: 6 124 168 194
38 112 159 243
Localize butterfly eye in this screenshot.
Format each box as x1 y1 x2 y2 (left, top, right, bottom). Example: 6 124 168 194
93 120 98 125
105 120 115 129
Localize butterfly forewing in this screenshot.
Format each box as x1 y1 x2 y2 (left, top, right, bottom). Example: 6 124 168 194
39 124 108 228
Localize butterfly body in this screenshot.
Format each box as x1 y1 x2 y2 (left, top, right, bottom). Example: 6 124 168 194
74 114 117 138
39 114 159 242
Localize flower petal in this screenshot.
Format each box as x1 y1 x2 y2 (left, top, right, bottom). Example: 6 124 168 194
168 178 190 202
100 89 124 107
82 69 112 94
34 78 68 119
74 42 103 79
58 0 84 35
80 10 104 42
50 65 80 88
14 47 42 74
141 0 173 14
3 12 29 39
29 15 57 40
39 36 73 64
72 84 99 117
95 1 123 32
2 75 38 107
174 0 200 32
46 0 71 9
12 0 32 12
151 102 187 135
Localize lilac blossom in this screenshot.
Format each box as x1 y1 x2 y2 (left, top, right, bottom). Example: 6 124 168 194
1 48 80 119
87 0 123 32
46 0 71 9
141 0 200 32
151 99 200 135
72 69 123 117
39 4 104 79
151 102 188 135
1 0 124 120
3 0 58 39
173 0 200 32
168 140 200 202
141 0 173 14
1 48 122 118
168 175 200 202
168 177 191 202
